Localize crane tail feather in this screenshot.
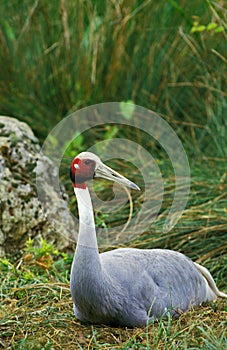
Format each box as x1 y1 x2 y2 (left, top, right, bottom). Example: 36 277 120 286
194 262 227 299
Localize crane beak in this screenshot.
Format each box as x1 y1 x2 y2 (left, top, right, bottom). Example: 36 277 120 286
94 162 140 191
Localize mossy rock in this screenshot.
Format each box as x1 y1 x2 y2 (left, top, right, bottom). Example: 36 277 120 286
0 116 75 257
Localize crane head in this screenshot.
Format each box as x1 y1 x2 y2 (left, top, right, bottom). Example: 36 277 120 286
70 152 140 190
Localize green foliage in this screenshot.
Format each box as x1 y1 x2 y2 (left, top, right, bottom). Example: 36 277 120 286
197 325 227 350
191 20 224 34
0 0 226 162
64 132 84 157
120 100 135 120
25 237 59 258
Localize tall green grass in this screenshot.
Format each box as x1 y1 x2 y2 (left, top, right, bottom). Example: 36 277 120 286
0 0 226 159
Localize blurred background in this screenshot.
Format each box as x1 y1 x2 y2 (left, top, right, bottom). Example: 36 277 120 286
0 0 226 153
0 0 226 279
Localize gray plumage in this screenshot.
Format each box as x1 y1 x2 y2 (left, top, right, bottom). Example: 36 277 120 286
70 152 227 327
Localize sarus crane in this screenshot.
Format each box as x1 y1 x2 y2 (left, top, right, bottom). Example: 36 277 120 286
69 152 227 327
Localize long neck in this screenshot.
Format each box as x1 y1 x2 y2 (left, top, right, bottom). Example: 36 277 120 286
71 185 109 309
70 185 103 303
74 186 98 250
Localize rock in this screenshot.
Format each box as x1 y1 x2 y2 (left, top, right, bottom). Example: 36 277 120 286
0 116 75 257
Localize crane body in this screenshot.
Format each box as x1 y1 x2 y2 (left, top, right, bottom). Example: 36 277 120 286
70 152 227 327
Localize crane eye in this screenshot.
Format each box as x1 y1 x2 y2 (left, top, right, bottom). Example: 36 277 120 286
84 159 91 165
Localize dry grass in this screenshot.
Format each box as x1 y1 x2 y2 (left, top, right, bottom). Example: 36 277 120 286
0 278 226 349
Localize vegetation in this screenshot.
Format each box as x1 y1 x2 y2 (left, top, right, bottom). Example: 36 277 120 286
0 238 226 349
0 0 226 154
0 0 226 349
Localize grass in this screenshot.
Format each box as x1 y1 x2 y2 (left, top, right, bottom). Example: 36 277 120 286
0 243 226 350
0 0 226 148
